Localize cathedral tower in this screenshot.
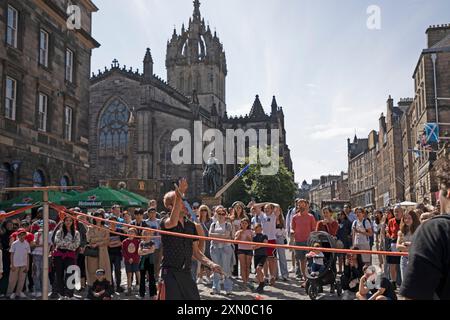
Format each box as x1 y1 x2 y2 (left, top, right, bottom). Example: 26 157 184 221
166 0 227 116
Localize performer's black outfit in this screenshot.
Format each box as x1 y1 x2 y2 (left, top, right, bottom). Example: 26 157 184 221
160 217 200 300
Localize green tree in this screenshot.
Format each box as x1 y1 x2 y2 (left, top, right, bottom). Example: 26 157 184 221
222 149 297 212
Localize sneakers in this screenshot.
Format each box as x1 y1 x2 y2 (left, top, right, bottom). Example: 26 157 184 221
196 278 202 284
49 292 60 299
288 267 295 273
256 283 265 294
116 286 124 293
9 293 16 300
210 289 220 295
225 291 233 296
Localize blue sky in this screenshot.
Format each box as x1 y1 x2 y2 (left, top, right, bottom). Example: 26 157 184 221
91 0 450 184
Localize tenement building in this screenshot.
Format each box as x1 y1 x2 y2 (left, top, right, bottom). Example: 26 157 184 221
375 96 407 208
408 25 450 204
88 1 293 199
347 131 378 208
0 0 99 199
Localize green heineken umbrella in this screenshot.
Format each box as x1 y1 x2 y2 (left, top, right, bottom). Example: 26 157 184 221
60 186 142 209
0 191 75 211
117 189 150 207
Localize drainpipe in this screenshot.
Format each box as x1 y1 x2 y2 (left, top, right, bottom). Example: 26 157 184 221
431 53 439 125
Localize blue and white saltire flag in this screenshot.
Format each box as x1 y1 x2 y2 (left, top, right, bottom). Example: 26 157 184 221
424 123 439 144
215 164 251 199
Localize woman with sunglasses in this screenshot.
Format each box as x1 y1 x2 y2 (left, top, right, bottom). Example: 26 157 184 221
197 205 213 285
209 206 235 295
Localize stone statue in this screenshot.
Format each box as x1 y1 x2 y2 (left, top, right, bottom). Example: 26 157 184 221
203 152 221 195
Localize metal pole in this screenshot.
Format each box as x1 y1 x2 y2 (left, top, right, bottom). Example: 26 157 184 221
431 53 439 125
42 191 49 300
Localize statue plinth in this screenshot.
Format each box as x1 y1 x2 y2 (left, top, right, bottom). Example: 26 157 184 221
200 194 223 208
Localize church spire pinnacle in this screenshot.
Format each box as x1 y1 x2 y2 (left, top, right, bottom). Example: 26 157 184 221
193 0 201 20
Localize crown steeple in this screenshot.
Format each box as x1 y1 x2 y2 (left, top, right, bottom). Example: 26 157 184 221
193 0 201 21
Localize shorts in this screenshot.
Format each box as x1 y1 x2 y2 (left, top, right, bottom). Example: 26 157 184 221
266 240 277 257
386 240 400 265
237 249 253 256
125 262 140 273
295 242 308 260
354 242 371 264
254 255 267 268
366 293 392 301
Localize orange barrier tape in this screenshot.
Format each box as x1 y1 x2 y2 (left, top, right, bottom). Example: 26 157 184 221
50 203 408 257
0 205 38 221
55 208 161 240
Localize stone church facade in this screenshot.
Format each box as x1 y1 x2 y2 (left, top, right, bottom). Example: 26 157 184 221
89 1 293 200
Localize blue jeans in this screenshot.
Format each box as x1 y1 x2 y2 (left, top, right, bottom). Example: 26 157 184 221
400 256 409 282
32 255 43 293
276 236 289 278
191 260 198 281
210 245 234 293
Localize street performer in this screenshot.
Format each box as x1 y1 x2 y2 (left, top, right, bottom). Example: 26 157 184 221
159 178 222 300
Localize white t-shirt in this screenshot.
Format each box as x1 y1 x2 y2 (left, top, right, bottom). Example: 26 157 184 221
312 252 325 265
10 240 31 267
352 219 372 245
209 221 233 249
261 213 277 241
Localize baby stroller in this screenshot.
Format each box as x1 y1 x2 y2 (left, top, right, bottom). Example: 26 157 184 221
305 231 342 300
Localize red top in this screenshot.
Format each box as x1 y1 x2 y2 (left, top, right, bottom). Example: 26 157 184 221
316 220 339 236
291 213 316 242
122 238 140 264
387 218 401 240
10 231 34 244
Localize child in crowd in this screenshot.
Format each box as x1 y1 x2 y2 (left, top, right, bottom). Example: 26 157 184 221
7 229 30 299
87 269 113 300
306 243 325 277
235 218 253 289
31 227 50 298
138 230 157 300
253 224 268 294
122 228 140 296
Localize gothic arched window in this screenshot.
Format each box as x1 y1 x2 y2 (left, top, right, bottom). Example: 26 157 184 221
159 134 178 180
33 170 45 187
98 99 130 157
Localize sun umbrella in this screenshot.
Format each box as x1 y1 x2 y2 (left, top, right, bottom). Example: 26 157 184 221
60 187 142 208
0 191 75 211
117 189 150 207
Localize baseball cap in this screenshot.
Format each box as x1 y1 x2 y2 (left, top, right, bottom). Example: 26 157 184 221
17 228 27 235
192 202 200 209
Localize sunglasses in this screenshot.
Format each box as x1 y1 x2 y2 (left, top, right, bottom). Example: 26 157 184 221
218 212 226 216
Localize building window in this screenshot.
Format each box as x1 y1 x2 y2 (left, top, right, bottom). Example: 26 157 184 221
32 170 45 187
5 77 17 120
6 5 18 48
98 99 130 156
60 175 70 189
64 106 73 141
38 93 48 132
0 163 12 191
65 49 74 82
39 29 49 67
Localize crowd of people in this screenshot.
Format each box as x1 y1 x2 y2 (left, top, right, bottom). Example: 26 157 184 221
0 177 448 300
